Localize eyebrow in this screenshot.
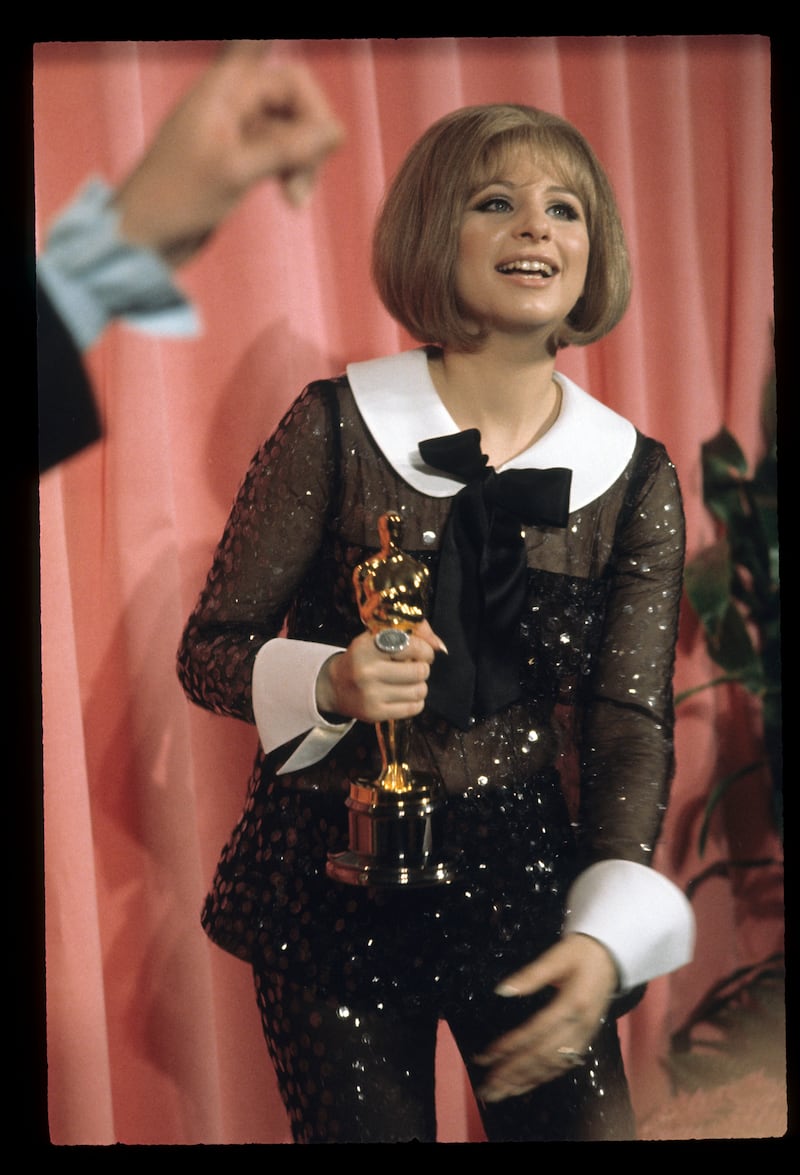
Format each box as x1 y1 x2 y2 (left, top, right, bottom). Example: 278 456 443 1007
471 178 583 201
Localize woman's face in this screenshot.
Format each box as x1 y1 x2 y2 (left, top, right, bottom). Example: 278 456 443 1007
454 147 590 343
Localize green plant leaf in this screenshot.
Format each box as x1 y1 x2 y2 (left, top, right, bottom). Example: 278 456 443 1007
684 538 732 630
703 428 748 478
709 604 762 683
701 429 749 528
681 380 781 847
675 674 744 706
698 761 767 855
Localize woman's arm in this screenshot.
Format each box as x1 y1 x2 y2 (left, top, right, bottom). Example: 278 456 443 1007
177 383 339 728
477 441 690 1102
177 382 446 761
577 440 686 867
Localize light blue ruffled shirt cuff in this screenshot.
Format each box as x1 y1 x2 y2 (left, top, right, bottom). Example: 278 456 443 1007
37 177 201 352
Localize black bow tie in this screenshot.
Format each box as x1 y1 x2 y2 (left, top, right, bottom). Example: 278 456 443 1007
418 429 572 729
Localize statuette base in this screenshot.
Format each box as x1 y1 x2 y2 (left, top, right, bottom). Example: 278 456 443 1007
326 778 458 888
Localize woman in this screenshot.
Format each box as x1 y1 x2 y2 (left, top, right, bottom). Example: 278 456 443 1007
177 104 694 1143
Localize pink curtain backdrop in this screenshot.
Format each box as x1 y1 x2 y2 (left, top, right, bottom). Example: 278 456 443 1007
35 37 780 1145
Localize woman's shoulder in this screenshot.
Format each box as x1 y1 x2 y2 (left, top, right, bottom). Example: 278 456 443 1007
624 430 682 505
270 370 354 435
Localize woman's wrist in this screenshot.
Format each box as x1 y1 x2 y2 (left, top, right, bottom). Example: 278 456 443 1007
562 860 695 992
563 931 620 996
315 652 347 722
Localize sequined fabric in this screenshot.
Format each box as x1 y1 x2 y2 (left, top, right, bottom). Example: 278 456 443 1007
246 778 634 1142
177 376 685 1141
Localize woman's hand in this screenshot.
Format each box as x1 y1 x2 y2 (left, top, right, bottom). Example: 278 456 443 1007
315 620 446 724
474 933 619 1103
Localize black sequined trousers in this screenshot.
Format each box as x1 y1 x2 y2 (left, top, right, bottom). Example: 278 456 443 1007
249 773 636 1143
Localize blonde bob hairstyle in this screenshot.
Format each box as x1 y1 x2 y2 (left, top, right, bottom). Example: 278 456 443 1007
372 104 631 352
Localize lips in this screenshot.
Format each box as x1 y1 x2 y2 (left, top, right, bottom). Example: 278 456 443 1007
496 257 558 277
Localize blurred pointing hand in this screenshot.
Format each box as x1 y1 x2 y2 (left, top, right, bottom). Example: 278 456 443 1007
115 40 345 266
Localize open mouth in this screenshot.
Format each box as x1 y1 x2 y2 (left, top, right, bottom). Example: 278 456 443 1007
496 259 556 277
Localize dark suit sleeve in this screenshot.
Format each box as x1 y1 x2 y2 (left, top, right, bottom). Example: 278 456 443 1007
37 280 102 472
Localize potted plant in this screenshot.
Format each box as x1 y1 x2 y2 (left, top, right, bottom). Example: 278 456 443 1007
664 374 783 1107
679 373 781 847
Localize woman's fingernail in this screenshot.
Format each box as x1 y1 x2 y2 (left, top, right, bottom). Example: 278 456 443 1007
494 982 521 997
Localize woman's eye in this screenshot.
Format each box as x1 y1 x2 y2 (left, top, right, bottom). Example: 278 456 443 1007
475 195 513 213
548 201 581 221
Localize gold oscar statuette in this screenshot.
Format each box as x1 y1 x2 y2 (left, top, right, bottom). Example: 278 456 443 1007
326 513 457 887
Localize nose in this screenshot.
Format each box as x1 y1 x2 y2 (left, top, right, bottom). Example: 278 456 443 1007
516 219 550 242
514 203 550 241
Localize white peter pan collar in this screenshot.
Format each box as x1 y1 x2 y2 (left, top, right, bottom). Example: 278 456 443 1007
346 348 637 513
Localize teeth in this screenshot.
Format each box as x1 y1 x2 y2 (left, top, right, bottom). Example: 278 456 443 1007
498 259 555 276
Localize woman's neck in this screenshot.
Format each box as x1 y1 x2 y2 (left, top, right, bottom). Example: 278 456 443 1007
428 337 561 468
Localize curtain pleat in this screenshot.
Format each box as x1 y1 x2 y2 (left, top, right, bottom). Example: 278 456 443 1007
35 37 778 1144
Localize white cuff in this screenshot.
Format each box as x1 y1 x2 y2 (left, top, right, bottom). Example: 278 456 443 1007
37 177 200 351
563 859 695 992
252 638 354 774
